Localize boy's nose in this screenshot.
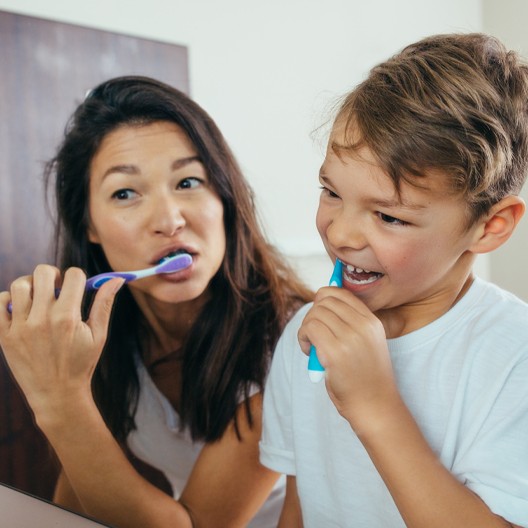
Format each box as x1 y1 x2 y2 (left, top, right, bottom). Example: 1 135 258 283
151 197 186 236
326 212 367 250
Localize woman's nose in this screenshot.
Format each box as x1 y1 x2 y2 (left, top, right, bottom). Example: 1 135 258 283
150 196 186 236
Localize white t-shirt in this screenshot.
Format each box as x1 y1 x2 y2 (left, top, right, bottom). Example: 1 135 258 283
127 363 285 528
260 277 528 527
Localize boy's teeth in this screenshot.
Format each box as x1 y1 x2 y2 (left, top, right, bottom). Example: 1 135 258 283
347 264 372 273
343 263 383 285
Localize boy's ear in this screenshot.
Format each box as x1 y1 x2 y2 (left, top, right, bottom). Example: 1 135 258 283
470 195 525 254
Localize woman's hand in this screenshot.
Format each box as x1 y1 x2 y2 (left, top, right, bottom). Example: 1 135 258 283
298 287 399 428
0 264 123 430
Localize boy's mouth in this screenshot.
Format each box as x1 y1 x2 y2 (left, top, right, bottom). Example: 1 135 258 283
343 264 383 285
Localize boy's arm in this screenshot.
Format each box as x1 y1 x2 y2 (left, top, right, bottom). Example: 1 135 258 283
350 395 521 528
278 477 303 528
299 287 523 527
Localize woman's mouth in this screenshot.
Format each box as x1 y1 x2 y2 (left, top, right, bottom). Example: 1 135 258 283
157 249 192 265
343 264 383 285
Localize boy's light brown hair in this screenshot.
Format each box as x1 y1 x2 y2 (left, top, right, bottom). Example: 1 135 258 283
333 33 528 224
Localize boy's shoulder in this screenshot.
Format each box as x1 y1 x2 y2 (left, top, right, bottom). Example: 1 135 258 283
471 277 528 317
282 302 312 336
461 277 528 353
389 278 528 364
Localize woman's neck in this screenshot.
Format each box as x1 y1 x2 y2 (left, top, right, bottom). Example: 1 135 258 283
130 289 210 364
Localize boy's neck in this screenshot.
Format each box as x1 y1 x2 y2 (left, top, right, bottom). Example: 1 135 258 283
376 273 475 339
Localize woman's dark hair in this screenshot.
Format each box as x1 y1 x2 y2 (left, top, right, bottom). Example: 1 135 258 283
46 75 312 442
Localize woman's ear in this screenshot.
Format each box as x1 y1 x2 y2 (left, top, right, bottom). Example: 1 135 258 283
87 224 100 244
470 195 525 254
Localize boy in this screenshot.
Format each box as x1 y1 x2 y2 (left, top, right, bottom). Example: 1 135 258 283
260 33 528 527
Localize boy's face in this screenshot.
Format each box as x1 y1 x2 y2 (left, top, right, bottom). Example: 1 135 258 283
316 137 480 334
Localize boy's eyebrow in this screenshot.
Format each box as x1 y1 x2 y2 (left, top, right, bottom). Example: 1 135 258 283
319 173 426 211
101 156 201 179
318 172 333 184
372 198 427 211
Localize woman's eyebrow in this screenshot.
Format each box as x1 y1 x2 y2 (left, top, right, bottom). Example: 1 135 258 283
102 156 202 180
171 155 201 171
102 164 138 179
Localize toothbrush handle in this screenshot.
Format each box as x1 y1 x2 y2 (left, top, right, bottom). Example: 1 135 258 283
85 272 137 290
308 259 343 383
308 344 325 382
6 272 136 313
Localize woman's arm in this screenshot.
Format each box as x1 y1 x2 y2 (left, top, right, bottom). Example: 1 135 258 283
180 392 280 527
53 470 85 514
277 477 303 528
0 267 279 527
46 393 278 528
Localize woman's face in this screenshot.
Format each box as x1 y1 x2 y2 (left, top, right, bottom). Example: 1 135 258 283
87 121 226 308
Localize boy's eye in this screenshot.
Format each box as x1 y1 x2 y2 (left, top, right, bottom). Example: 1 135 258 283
178 177 203 190
378 212 407 225
319 185 339 199
112 188 137 200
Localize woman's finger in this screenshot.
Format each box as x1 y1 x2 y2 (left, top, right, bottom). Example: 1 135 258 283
28 265 63 320
8 275 34 318
87 278 125 349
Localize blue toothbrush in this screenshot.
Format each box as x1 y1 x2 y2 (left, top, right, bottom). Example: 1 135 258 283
307 258 343 382
7 252 192 313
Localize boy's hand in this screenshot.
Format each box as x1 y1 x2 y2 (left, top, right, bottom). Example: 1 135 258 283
298 286 399 429
0 265 123 430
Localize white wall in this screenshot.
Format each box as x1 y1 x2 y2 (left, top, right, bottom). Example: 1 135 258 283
0 0 484 288
482 0 528 301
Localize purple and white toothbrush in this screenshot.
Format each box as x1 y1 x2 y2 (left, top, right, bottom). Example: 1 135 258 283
85 252 192 289
7 252 192 313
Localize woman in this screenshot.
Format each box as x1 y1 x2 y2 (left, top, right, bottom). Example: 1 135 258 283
0 76 312 528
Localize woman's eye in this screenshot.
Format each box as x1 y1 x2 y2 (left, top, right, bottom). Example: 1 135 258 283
378 212 407 225
178 177 203 190
111 189 137 200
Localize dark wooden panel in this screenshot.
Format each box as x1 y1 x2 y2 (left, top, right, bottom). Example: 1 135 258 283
0 10 189 500
0 10 189 290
